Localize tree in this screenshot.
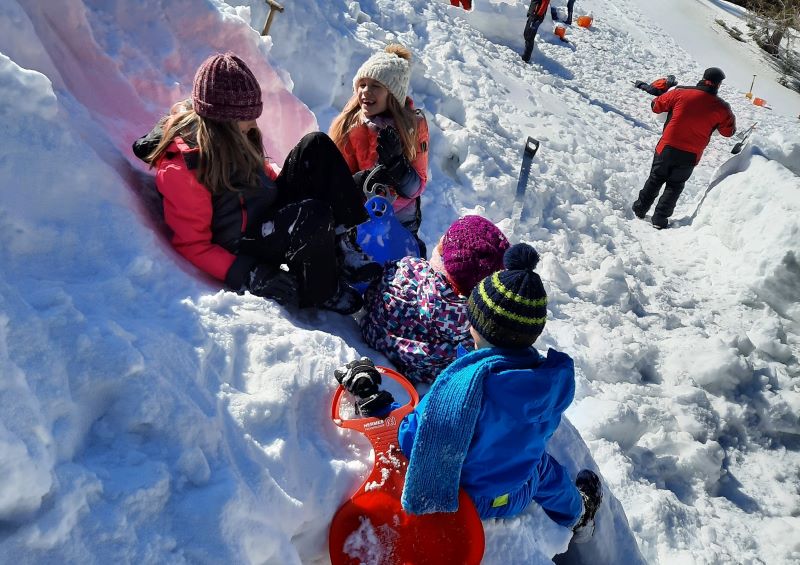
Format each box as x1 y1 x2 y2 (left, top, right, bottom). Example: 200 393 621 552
747 0 800 55
745 0 800 93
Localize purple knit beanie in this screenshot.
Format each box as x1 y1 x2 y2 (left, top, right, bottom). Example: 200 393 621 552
441 216 510 296
192 52 263 121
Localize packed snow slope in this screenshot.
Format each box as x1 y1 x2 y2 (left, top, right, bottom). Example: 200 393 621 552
629 0 800 117
1 0 798 564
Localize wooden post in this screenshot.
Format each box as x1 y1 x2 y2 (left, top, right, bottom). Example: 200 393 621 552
261 0 285 37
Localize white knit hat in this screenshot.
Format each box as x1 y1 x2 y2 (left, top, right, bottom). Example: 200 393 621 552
352 45 412 105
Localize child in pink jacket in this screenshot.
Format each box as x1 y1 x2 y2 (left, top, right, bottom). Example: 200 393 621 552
360 216 510 384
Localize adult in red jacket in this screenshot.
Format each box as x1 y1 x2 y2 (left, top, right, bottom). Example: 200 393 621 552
133 53 379 313
633 67 736 229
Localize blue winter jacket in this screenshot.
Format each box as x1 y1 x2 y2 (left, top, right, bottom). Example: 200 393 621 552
397 346 575 509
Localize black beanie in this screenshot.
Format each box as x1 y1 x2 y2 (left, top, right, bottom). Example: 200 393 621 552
467 243 547 348
702 67 726 85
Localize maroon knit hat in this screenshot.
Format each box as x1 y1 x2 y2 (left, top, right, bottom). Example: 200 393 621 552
441 216 510 296
192 52 263 121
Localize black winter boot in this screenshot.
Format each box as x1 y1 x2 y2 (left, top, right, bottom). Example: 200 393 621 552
522 42 534 63
319 278 364 315
572 469 603 544
337 229 382 284
651 216 669 229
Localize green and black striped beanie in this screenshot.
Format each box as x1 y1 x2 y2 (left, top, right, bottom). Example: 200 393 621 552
467 243 547 348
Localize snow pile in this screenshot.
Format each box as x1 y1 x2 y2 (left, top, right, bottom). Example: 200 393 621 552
0 0 315 163
1 0 799 563
696 147 800 323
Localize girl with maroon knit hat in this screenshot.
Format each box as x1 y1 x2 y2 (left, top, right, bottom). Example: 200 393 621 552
360 215 510 384
133 52 381 314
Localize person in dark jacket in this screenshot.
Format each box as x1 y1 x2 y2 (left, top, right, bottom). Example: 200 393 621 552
133 52 380 313
632 67 736 229
522 0 551 63
334 244 604 543
634 74 677 96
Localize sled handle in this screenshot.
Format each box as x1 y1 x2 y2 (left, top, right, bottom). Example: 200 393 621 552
364 195 393 221
331 366 419 432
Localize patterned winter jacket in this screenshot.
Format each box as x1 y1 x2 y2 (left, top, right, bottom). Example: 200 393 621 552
360 256 473 384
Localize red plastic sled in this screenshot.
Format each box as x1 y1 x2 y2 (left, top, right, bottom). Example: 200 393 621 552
329 366 485 565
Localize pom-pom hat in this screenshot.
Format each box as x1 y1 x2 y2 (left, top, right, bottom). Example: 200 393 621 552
441 216 510 296
353 44 412 105
467 243 548 348
192 52 263 121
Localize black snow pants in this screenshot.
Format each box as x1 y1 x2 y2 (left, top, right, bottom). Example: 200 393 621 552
242 132 368 306
633 146 697 226
522 0 550 62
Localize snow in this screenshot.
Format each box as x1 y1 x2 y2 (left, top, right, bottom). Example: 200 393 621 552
0 0 798 563
629 0 800 117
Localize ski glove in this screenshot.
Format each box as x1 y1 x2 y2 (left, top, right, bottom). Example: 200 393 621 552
334 358 382 398
376 127 416 189
334 358 395 417
248 265 300 306
355 391 395 418
376 127 404 166
352 170 367 192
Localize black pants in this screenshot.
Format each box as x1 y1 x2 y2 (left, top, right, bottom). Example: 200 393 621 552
245 132 369 305
522 1 548 62
634 146 697 223
396 198 427 258
275 132 369 229
245 200 337 307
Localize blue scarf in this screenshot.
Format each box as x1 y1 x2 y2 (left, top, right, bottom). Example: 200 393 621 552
401 346 541 514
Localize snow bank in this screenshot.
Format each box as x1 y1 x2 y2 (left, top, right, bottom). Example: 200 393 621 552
2 0 799 563
2 0 315 164
0 0 642 561
695 143 800 323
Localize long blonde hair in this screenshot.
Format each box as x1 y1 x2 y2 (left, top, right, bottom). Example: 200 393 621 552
145 109 265 194
330 44 419 163
330 96 419 163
